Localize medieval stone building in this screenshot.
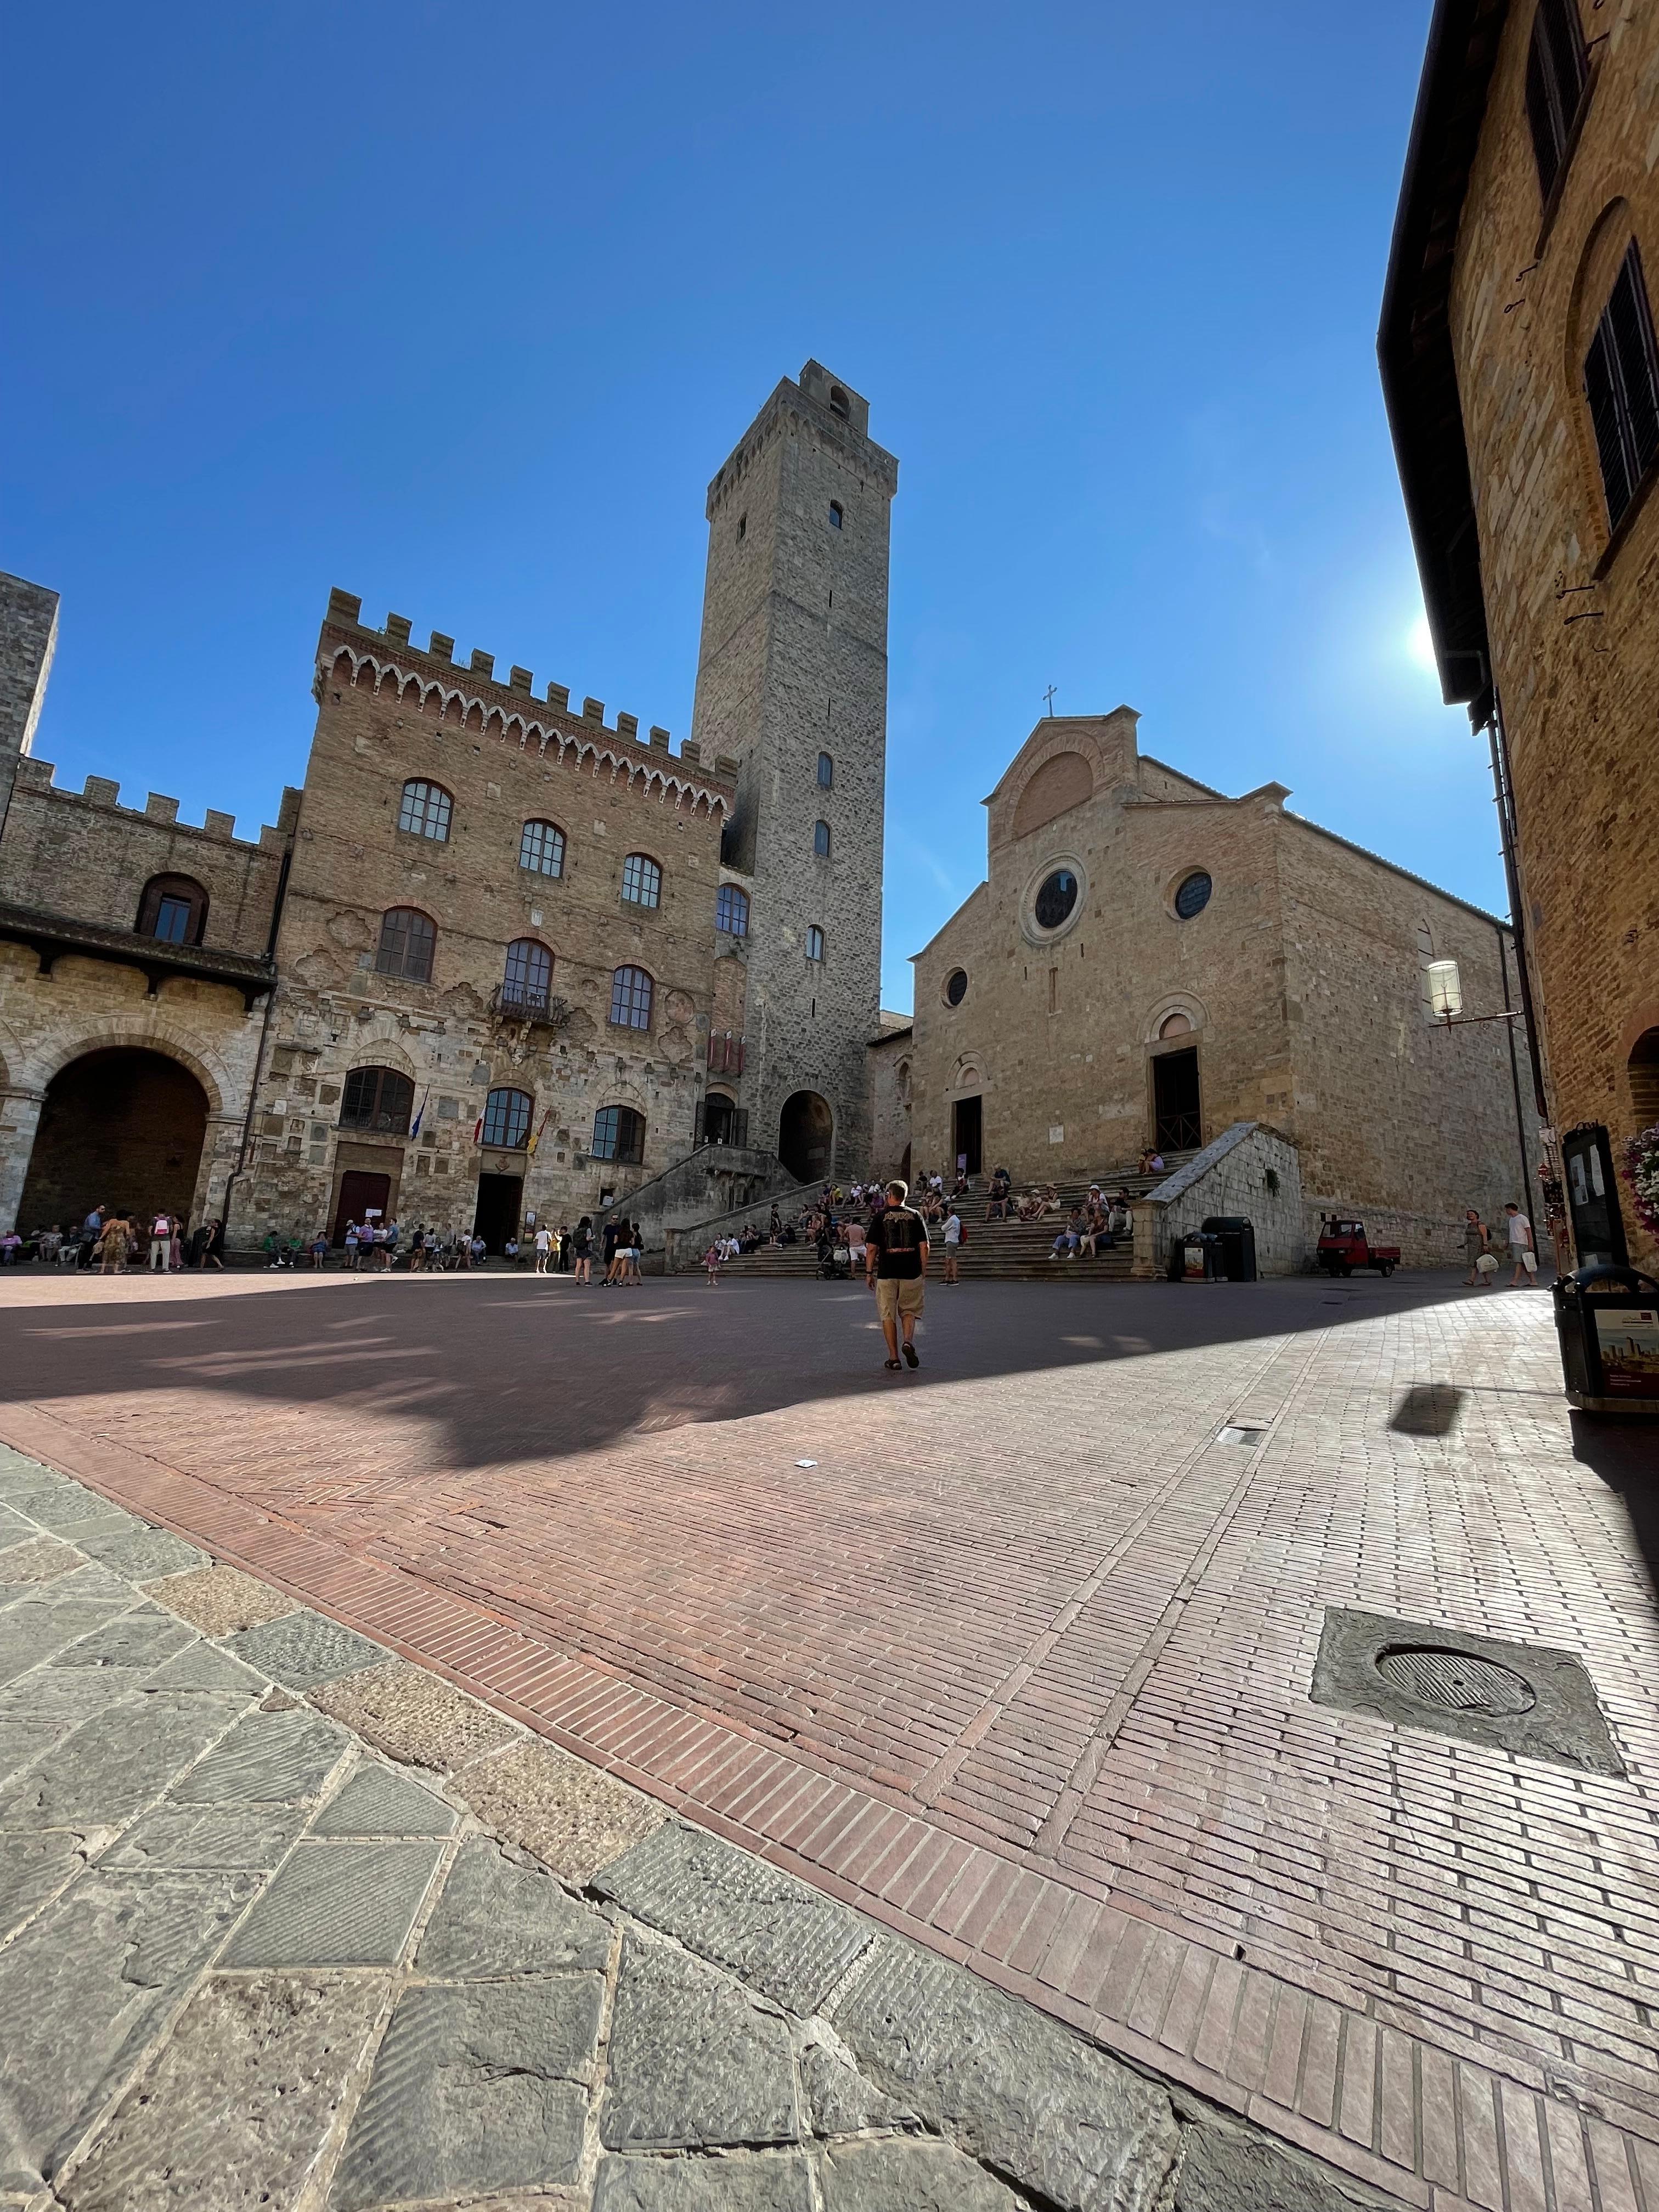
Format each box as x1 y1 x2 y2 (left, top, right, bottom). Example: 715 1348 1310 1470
1381 0 1659 1270
893 709 1543 1263
0 364 896 1251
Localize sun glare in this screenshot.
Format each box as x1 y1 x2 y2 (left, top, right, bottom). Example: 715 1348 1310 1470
1407 612 1438 672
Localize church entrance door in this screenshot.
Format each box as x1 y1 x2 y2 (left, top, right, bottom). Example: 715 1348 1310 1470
1153 1047 1202 1153
952 1094 983 1177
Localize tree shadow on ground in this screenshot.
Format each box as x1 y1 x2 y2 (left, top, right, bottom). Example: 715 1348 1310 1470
0 1268 1482 1478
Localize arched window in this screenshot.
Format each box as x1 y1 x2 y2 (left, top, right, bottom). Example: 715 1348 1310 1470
806 925 826 962
376 907 436 983
591 1104 645 1164
482 1086 534 1150
814 820 832 857
398 780 452 842
716 884 749 937
136 874 208 947
518 819 565 877
817 751 834 789
828 501 844 529
502 938 552 1014
621 853 662 909
829 386 850 419
610 965 653 1029
340 1066 415 1135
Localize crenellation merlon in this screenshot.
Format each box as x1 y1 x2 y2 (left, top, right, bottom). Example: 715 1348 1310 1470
315 595 729 789
16 760 290 849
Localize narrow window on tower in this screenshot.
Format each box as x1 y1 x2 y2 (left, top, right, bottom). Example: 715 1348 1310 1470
817 752 833 789
814 820 831 857
737 514 747 542
806 926 825 962
1584 244 1659 531
828 501 843 529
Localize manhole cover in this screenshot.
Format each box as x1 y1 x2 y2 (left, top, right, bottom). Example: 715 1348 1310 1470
1374 1645 1536 1716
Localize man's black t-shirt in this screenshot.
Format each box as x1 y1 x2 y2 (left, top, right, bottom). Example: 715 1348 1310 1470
866 1206 928 1280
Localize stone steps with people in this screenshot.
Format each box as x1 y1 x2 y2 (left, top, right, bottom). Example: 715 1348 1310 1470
713 1156 1192 1283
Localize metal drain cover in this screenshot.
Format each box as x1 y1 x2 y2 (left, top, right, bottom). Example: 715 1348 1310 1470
1311 1607 1624 1775
1375 1646 1535 1717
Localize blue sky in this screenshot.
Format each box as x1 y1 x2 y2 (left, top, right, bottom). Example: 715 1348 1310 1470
4 1 1463 1013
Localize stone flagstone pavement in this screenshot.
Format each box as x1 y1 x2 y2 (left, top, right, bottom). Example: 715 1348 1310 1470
0 1443 1403 2211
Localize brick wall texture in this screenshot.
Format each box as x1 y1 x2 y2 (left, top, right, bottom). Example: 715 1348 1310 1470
1448 0 1659 1264
906 713 1543 1265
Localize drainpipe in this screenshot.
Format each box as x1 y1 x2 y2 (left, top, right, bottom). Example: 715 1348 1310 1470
1496 921 1533 1206
1484 695 1549 1118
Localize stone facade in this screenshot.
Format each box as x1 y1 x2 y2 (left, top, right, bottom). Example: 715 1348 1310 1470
0 759 293 1235
867 1015 913 1182
691 362 898 1182
905 710 1542 1264
1128 1121 1306 1278
0 570 58 846
1400 0 1659 1265
229 596 739 1249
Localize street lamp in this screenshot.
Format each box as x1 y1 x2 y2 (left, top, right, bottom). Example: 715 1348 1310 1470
1426 957 1521 1028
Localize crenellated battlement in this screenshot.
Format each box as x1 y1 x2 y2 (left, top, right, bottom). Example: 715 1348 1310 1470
318 590 740 810
13 755 298 852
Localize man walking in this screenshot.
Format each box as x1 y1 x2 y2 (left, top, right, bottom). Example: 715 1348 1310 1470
865 1178 929 1371
1504 1201 1538 1288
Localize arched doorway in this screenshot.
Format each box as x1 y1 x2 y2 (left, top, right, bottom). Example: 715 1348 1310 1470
778 1090 833 1182
19 1048 210 1230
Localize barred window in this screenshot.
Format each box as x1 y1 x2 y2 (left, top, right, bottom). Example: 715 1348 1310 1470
621 853 662 909
610 964 653 1029
1585 245 1659 531
375 907 436 983
806 925 825 962
398 780 452 842
340 1066 414 1135
503 938 552 1012
482 1086 534 1149
518 819 565 876
716 884 749 937
591 1104 645 1164
814 820 831 857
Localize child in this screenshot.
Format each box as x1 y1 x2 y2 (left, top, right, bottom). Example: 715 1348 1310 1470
703 1241 722 1286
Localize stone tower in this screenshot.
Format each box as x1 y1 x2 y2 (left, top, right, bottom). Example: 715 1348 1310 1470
691 362 898 1181
0 570 60 844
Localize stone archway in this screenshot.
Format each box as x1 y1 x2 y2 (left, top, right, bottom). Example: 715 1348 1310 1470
778 1090 833 1183
18 1047 210 1231
1629 1028 1659 1127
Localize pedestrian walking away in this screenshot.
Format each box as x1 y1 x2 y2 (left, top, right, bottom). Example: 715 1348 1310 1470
573 1216 593 1284
865 1178 929 1370
534 1223 552 1274
1504 1201 1538 1286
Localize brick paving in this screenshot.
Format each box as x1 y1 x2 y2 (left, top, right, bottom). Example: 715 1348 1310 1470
2 1264 1657 2210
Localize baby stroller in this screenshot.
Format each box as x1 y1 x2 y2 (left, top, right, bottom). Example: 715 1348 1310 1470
817 1237 851 1281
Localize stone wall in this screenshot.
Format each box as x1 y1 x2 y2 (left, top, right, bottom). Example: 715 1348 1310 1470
233 598 738 1251
0 570 58 843
1131 1122 1305 1277
598 1141 809 1268
1448 0 1659 1265
691 363 898 1177
867 1023 913 1181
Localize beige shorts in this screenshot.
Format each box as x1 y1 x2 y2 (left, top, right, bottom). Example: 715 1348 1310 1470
876 1275 924 1323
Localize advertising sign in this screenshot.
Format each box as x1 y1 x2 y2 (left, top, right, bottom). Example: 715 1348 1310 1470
1594 1306 1659 1398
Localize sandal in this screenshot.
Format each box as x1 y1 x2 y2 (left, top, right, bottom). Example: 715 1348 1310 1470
884 1358 902 1371
902 1342 919 1368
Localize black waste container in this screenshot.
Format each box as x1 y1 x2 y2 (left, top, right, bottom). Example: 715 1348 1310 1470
1553 1265 1659 1415
1200 1215 1259 1283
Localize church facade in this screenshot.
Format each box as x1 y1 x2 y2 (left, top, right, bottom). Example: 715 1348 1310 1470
897 709 1542 1264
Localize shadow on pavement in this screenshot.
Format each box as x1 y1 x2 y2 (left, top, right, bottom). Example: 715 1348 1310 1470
0 1268 1486 1476
1571 1410 1659 1599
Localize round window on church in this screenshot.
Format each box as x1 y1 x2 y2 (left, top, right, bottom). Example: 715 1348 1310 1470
1174 871 1212 919
944 968 968 1007
1034 870 1079 931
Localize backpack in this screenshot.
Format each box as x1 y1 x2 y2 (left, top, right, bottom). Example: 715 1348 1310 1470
957 1221 967 1245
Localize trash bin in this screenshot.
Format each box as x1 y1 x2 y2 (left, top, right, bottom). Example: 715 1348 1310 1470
1200 1215 1259 1283
1169 1232 1221 1282
1553 1265 1659 1415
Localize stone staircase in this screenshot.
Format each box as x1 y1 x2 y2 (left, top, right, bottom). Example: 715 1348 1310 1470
713 1159 1195 1283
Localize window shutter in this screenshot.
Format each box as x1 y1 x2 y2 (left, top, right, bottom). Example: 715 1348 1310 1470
1525 28 1564 199
694 1098 707 1143
1586 321 1633 522
1586 247 1659 528
1525 0 1588 201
